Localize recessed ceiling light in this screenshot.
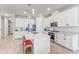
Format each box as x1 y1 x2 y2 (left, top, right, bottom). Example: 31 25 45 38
24 11 27 14
32 8 35 15
47 7 50 11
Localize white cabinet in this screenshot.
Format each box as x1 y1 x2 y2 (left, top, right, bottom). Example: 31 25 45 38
55 32 79 51
65 7 78 26
57 13 67 26
37 33 50 54
57 7 79 26
34 33 50 54
25 33 50 54
55 32 65 46
65 34 72 49
51 11 59 22
65 34 78 51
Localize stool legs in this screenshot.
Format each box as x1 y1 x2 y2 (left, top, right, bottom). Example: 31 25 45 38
23 45 32 54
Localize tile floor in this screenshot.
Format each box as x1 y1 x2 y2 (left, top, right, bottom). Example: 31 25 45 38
50 42 79 54
0 35 79 54
0 36 23 54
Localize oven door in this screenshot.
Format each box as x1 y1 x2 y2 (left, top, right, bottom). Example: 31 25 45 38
48 32 55 42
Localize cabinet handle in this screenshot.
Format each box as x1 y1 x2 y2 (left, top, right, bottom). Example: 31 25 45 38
64 38 66 40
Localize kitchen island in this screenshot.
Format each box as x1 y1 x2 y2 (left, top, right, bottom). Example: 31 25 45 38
24 32 50 54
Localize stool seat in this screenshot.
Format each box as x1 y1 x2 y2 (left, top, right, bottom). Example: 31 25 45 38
23 38 33 54
23 39 32 46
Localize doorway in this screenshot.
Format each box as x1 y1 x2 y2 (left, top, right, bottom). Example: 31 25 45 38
1 16 5 38
8 20 13 35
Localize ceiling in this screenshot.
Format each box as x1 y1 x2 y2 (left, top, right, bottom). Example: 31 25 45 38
0 4 74 17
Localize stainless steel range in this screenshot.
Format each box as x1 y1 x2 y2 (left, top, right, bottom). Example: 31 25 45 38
48 32 55 42
45 21 58 42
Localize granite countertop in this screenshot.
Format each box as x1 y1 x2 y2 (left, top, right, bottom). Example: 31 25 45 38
24 32 50 40
50 31 79 35
46 26 79 34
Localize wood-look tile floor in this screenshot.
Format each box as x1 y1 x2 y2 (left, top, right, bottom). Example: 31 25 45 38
0 36 23 54
50 42 79 54
0 36 79 54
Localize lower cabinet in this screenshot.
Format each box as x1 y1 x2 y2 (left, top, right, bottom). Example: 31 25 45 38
33 33 50 54
65 34 73 50
55 32 79 51
55 33 65 46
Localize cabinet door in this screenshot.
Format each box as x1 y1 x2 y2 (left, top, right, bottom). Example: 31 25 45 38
57 13 62 26
72 35 79 51
38 34 50 54
34 34 50 54
61 12 67 26
34 37 39 54
66 7 78 26
58 7 78 26
57 12 67 26
65 35 72 49
65 35 78 51
55 33 65 46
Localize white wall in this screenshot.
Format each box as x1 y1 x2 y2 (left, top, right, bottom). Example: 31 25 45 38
15 16 28 27
4 17 8 37
14 16 35 39
15 16 35 27
0 16 9 38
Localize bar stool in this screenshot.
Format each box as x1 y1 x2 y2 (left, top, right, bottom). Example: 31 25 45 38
23 36 33 54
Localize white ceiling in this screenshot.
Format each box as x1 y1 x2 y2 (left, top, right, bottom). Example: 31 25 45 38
0 4 74 16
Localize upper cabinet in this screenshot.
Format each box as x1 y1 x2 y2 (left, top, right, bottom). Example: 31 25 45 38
57 7 79 26
57 12 67 26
